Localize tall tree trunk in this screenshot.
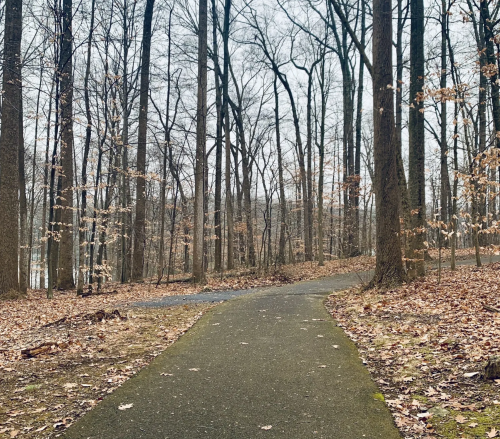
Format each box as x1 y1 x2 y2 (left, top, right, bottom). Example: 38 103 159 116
77 0 95 295
439 0 451 229
193 0 208 282
28 66 43 288
58 0 75 289
132 0 155 282
47 66 61 299
407 0 426 279
212 0 223 272
371 0 405 286
158 7 173 281
40 81 53 290
395 0 411 251
0 0 22 296
222 0 234 271
19 87 28 294
274 75 287 265
353 0 366 258
317 51 327 267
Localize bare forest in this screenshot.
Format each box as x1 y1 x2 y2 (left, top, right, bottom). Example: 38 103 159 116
0 0 498 295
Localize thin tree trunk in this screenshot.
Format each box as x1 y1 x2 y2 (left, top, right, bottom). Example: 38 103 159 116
19 87 28 294
28 65 44 289
132 0 155 282
274 75 287 265
158 8 173 281
193 0 208 282
212 0 223 272
77 0 95 295
222 0 234 271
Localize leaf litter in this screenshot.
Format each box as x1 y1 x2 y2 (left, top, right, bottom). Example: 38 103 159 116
0 257 377 438
326 262 500 439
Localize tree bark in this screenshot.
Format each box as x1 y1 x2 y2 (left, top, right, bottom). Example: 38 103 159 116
371 0 405 286
58 0 75 289
212 0 223 272
77 0 95 295
193 0 208 282
132 0 155 282
0 0 22 296
407 0 426 279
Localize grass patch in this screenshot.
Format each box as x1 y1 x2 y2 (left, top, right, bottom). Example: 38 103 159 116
435 406 500 438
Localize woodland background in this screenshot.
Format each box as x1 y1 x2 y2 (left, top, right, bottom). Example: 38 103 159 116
0 0 498 296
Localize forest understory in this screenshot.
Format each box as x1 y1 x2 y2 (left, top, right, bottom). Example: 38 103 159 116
0 249 494 438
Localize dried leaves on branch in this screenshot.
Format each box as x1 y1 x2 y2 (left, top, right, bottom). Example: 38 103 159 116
327 263 500 439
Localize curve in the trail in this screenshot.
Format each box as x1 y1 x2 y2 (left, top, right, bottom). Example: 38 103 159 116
64 271 401 439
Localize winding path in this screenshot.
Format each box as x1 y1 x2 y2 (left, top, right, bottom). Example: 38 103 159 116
64 271 401 438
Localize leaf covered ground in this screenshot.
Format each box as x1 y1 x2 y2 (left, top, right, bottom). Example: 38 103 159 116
327 262 500 439
0 256 375 438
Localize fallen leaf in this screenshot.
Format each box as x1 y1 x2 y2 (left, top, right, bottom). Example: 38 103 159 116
417 412 431 418
488 428 498 438
10 431 19 438
425 386 438 396
455 415 466 424
118 403 134 411
261 425 272 430
464 372 480 378
469 423 478 428
189 368 200 372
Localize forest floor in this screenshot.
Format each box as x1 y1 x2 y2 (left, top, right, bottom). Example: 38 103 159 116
0 255 375 438
327 261 500 439
0 248 494 438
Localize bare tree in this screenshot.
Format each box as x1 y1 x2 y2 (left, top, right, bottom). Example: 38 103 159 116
0 0 22 296
132 0 155 282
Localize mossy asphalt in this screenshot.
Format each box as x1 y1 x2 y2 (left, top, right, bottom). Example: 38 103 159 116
64 271 402 439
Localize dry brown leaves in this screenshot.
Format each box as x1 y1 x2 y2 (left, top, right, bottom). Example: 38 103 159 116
0 256 374 438
327 263 500 439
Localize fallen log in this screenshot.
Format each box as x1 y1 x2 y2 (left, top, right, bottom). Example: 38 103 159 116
21 341 69 359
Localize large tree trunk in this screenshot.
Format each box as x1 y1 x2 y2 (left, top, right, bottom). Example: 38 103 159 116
193 0 208 282
132 0 155 282
58 0 75 289
371 0 405 286
0 0 22 296
407 0 426 279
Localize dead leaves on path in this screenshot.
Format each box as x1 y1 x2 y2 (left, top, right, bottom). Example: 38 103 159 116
327 262 500 439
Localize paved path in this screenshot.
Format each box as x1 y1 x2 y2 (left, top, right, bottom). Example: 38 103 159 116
65 272 400 439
